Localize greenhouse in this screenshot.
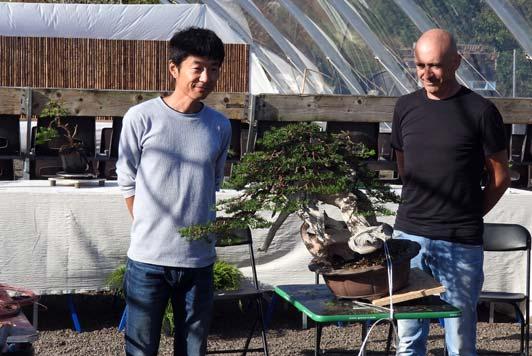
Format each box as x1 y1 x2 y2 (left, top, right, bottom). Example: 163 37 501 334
0 1 531 355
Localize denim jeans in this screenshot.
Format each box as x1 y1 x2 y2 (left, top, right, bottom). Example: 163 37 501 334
124 258 214 356
394 230 484 356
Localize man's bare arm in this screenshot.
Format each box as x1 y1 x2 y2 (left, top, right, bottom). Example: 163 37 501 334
125 196 135 218
395 150 405 179
483 150 510 216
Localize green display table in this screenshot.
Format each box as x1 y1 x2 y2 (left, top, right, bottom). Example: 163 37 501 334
274 284 461 355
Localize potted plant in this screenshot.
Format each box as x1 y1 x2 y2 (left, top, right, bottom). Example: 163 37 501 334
181 123 420 299
35 100 90 174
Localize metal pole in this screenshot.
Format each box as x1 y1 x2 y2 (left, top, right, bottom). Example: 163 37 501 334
512 49 516 98
300 68 308 95
245 94 257 154
21 88 32 180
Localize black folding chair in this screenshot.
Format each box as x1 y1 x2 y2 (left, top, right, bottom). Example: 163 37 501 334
0 115 21 180
97 126 117 179
208 227 269 356
326 122 379 155
480 223 530 356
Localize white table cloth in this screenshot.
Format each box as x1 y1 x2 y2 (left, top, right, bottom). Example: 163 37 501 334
0 180 530 300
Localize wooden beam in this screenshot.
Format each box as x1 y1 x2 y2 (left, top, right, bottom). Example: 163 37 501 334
29 89 248 120
1 88 531 124
255 95 395 123
0 88 24 116
492 98 532 124
255 94 532 124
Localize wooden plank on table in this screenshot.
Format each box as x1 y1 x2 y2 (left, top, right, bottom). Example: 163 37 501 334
29 89 248 120
255 94 532 124
372 268 445 307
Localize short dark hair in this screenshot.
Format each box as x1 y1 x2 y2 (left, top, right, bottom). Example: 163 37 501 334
169 27 225 67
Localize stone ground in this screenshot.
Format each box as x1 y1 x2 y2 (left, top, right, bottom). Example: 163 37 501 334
3 293 526 355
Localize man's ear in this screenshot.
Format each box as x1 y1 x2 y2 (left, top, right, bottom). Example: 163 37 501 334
169 60 179 79
452 53 462 71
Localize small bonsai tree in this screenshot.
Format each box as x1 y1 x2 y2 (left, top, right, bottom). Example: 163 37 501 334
35 100 91 173
35 100 81 154
181 123 401 268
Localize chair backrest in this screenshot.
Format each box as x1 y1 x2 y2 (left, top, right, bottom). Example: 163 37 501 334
216 227 259 289
0 115 21 155
378 132 394 161
0 160 15 180
326 122 379 157
216 227 252 247
30 158 63 179
109 117 122 158
483 223 531 252
229 119 242 160
100 127 113 154
504 124 512 160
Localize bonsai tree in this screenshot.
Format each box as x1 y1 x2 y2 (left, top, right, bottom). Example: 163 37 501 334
181 123 402 270
35 100 73 148
35 100 89 173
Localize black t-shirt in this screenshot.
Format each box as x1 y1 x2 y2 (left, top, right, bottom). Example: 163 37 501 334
391 87 506 245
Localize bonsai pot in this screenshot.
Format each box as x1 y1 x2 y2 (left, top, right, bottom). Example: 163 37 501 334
59 147 89 174
302 223 421 300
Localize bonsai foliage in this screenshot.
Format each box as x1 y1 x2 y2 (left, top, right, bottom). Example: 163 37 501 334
35 100 80 153
213 260 243 291
105 264 126 298
181 123 400 240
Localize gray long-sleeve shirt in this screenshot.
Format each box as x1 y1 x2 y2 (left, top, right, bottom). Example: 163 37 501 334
116 97 231 268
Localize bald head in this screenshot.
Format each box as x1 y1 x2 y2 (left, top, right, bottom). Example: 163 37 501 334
416 29 457 59
414 29 461 100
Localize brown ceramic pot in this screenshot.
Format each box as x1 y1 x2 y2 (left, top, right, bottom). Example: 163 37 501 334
301 223 420 299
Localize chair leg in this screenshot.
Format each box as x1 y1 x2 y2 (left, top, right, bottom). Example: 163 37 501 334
525 320 529 356
118 306 127 332
510 302 526 355
256 296 270 356
67 295 82 333
242 317 259 355
315 323 322 356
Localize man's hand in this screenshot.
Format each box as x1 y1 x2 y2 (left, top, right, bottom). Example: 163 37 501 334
125 196 135 218
483 150 511 216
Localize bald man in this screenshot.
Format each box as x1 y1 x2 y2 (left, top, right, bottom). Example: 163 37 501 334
391 29 510 355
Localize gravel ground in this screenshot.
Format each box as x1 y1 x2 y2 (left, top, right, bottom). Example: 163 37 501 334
4 294 525 355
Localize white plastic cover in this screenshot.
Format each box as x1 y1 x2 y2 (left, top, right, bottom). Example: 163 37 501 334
0 2 332 94
0 3 245 43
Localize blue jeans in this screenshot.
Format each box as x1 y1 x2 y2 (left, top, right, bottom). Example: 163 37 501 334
394 231 484 356
124 258 214 356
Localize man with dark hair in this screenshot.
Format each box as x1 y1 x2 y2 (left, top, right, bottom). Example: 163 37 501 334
391 29 510 355
117 27 231 356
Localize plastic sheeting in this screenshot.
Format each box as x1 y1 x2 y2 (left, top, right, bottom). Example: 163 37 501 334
0 2 328 94
0 3 244 43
